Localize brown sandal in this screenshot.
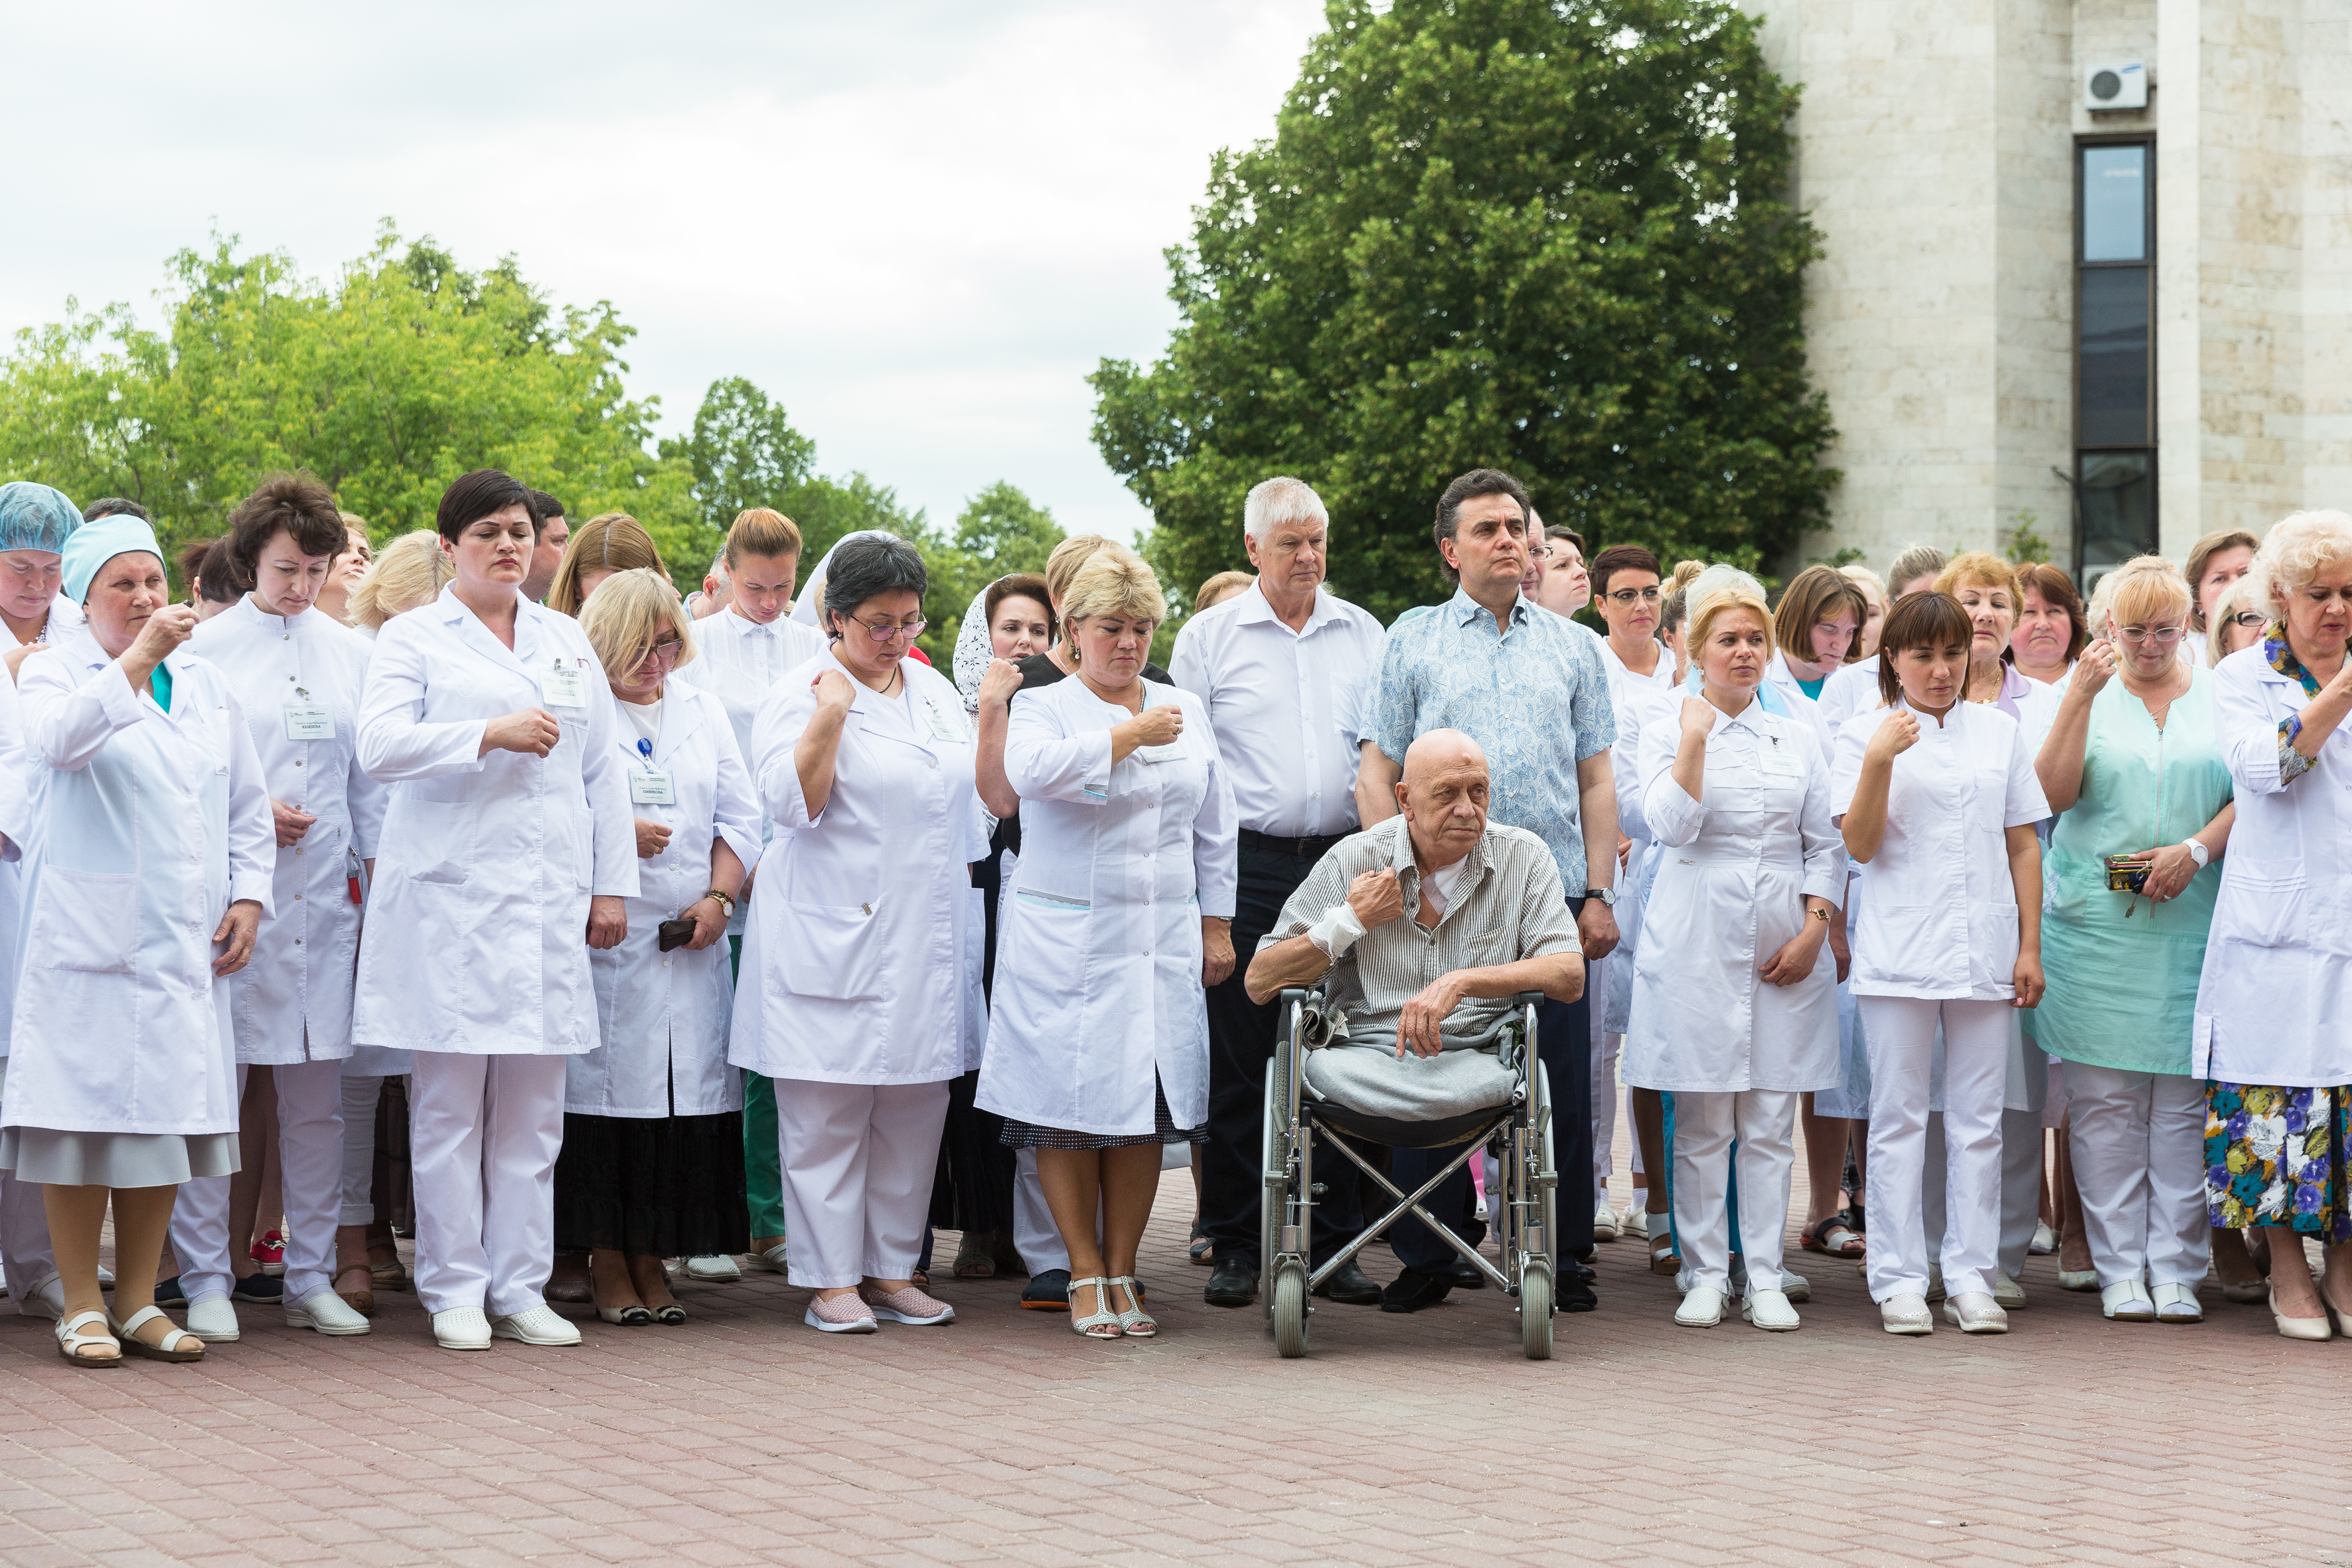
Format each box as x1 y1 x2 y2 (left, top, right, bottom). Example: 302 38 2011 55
334 1263 377 1316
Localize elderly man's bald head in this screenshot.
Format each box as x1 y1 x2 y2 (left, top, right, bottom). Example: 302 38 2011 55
1402 728 1486 783
1398 729 1490 869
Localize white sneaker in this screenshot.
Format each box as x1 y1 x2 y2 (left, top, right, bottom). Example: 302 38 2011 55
1621 1209 1650 1241
1592 1203 1619 1242
1943 1291 2009 1334
2101 1279 2157 1322
1743 1288 1800 1331
1993 1271 2027 1310
1780 1269 1810 1304
432 1306 493 1350
287 1287 372 1336
491 1304 582 1346
1924 1262 1945 1303
1674 1285 1725 1326
2151 1281 2203 1323
18 1273 65 1320
1881 1293 1934 1335
185 1296 240 1343
682 1255 742 1282
2029 1221 2058 1255
744 1242 789 1275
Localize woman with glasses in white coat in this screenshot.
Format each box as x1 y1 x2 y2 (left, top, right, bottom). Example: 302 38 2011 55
2 514 274 1367
556 570 758 1325
351 469 639 1353
173 475 388 1343
732 533 982 1336
1624 569 1846 1333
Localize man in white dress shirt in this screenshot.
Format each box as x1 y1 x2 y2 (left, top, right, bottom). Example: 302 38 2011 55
1172 477 1387 1310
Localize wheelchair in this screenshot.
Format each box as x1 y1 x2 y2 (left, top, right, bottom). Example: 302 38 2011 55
1262 986 1557 1360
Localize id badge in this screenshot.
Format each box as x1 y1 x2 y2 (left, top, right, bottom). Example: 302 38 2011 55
630 770 676 805
283 702 335 741
925 700 967 746
1758 736 1802 779
540 663 588 708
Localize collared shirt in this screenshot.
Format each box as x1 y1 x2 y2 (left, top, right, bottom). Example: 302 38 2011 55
670 605 826 932
1257 817 1579 1049
1170 579 1385 838
1373 585 1616 892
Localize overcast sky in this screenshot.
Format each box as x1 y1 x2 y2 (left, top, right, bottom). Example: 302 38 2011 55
0 2 1327 539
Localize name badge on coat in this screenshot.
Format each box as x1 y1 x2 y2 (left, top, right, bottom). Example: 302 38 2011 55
629 771 676 805
540 659 589 708
924 698 967 747
283 692 335 741
1757 734 1802 779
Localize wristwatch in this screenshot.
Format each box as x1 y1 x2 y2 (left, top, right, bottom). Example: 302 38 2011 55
1583 886 1616 907
2181 840 2209 871
704 887 738 917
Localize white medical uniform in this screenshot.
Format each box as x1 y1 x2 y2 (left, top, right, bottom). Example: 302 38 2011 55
1593 638 1676 1204
979 675 1237 1140
1814 655 1881 740
1761 651 1836 755
3 594 84 651
731 650 984 1289
1625 697 1846 1294
0 669 52 1303
1834 700 2048 1304
351 587 639 1318
169 597 390 1307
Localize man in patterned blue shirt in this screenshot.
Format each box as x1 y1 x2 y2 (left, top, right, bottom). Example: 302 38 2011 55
1364 467 1620 1312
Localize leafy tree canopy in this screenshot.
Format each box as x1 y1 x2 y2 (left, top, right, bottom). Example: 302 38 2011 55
1091 0 1837 621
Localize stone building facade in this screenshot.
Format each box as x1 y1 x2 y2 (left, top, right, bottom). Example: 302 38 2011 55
1743 0 2352 586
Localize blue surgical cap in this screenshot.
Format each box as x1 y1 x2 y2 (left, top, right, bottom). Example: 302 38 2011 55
61 514 165 605
0 482 83 556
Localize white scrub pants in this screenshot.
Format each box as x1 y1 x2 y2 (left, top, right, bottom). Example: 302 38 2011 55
774 1079 949 1290
1 1165 56 1303
1859 996 2009 1302
340 1074 386 1225
1922 1107 2045 1283
1592 1030 1622 1209
171 1059 347 1305
2063 1062 2210 1289
409 1052 566 1318
1670 1089 1798 1294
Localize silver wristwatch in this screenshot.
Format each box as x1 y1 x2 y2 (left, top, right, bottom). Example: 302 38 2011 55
1583 886 1616 907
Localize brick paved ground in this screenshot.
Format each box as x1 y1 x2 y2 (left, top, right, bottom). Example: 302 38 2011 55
3 1140 2347 1568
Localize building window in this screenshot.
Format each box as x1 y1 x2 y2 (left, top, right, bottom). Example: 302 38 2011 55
2075 138 2155 588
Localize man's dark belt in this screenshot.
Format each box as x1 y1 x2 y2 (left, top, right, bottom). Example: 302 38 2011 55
1239 828 1351 860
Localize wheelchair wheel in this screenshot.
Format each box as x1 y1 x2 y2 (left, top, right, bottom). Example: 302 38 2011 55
1259 1063 1283 1303
1271 1259 1309 1358
1520 1259 1554 1361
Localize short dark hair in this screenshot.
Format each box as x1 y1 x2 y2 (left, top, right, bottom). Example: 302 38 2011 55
436 469 537 544
983 573 1056 645
1433 469 1532 582
178 537 242 605
821 534 928 637
83 497 151 524
528 489 566 525
1876 591 1976 708
1589 544 1662 601
1545 522 1586 557
225 472 347 590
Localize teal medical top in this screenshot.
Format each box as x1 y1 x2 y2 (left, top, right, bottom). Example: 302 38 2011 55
2032 666 2233 1074
149 663 172 713
1796 674 1827 701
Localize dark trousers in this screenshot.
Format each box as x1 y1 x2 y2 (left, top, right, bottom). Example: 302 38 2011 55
1391 898 1595 1269
1202 842 1364 1269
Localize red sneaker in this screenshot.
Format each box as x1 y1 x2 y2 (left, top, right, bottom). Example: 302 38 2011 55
250 1229 287 1277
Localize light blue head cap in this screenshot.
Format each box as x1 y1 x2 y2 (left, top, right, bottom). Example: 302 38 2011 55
0 481 84 556
61 514 165 606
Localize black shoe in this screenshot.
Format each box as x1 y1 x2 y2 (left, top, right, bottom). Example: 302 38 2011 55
1568 1258 1597 1285
153 1275 186 1306
1559 1272 1599 1313
232 1274 284 1303
1379 1267 1454 1314
1206 1255 1258 1307
1445 1256 1487 1291
1019 1269 1070 1310
1312 1256 1381 1306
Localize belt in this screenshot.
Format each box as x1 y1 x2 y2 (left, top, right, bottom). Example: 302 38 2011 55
1239 828 1352 861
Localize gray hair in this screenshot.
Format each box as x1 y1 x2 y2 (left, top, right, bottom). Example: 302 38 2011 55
707 551 730 586
820 533 927 637
2252 509 2352 612
1243 477 1328 545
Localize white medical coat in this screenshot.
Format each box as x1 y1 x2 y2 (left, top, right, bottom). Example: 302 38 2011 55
977 676 1237 1138
570 683 763 1117
4 627 274 1135
349 588 639 1056
191 597 389 1065
0 671 33 1053
2193 645 2352 1086
1762 651 1837 756
730 651 986 1086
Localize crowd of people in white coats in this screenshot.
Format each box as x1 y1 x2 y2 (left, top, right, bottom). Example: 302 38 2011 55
0 461 2346 1367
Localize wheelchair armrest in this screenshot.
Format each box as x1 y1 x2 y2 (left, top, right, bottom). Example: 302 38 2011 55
1281 988 1317 1006
1515 989 1545 1010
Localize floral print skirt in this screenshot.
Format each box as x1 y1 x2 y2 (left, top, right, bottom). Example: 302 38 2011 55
2204 1083 2352 1241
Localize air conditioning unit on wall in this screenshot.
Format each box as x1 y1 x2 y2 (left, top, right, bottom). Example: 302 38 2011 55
2085 61 2149 111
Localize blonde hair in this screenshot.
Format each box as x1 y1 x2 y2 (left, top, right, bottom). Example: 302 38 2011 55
1042 533 1117 609
2250 509 2352 617
337 510 370 544
1840 562 1888 611
1062 550 1167 632
1932 551 2021 605
1686 565 1775 662
1194 570 1253 613
2098 554 2192 633
2207 576 2267 666
576 567 696 680
347 530 452 629
1886 544 1950 596
548 512 666 617
724 508 803 570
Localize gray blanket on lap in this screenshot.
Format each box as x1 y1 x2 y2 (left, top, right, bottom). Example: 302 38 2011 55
1302 1040 1516 1122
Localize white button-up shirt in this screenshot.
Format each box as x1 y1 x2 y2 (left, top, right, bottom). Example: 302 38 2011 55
1170 580 1383 838
672 605 826 932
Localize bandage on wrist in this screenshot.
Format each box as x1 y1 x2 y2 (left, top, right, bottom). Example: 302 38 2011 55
1308 901 1367 959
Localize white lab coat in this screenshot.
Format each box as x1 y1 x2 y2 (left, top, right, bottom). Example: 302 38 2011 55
1761 651 1837 756
4 625 274 1135
0 672 33 1050
1832 701 2049 1000
349 588 639 1056
191 597 389 1065
977 676 1238 1138
1815 655 1880 744
2193 645 2352 1086
730 649 986 1085
1597 645 1676 1034
570 683 763 1117
1624 698 1846 1092
3 594 84 650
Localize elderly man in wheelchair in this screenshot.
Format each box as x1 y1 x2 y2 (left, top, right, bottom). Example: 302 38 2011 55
1244 729 1584 1358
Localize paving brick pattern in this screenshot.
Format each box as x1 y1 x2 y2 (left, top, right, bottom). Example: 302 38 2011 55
2 1158 2345 1567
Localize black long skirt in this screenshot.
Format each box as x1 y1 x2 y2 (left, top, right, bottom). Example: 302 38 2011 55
554 1109 748 1258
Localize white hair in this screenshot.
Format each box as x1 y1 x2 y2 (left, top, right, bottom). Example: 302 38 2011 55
2250 509 2352 612
1243 477 1329 545
708 552 730 585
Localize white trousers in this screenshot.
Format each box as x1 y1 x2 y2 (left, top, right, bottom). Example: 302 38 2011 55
1013 1148 1067 1274
171 1059 347 1304
340 1074 386 1226
2064 1062 2211 1288
1922 1106 2046 1283
1670 1089 1799 1294
409 1052 566 1318
1592 1030 1623 1206
169 1064 249 1306
1859 996 2009 1302
1 1164 56 1301
774 1079 949 1290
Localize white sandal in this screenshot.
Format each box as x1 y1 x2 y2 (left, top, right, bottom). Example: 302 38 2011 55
1067 1277 1121 1339
1107 1277 1156 1338
110 1304 206 1362
56 1308 122 1368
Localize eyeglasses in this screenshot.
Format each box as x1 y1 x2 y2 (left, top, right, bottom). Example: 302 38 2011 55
1526 546 1554 561
1607 586 1662 605
639 636 685 665
2116 624 2185 646
2229 611 2267 629
846 612 926 643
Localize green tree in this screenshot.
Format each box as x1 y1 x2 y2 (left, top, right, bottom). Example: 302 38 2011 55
657 376 818 544
915 481 1066 663
1091 0 1836 623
